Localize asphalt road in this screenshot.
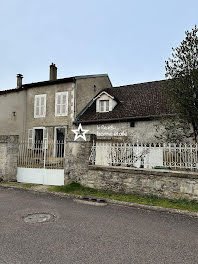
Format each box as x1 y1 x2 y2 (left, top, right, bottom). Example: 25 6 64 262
0 188 198 264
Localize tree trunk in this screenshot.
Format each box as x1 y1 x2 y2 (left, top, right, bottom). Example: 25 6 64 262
192 121 198 142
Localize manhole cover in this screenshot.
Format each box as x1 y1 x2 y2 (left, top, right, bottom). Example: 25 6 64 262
24 213 54 223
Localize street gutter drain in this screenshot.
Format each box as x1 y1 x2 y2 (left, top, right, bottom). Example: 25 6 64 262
82 197 107 204
23 213 54 224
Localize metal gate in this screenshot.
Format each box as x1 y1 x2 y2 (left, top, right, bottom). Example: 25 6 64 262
17 141 65 185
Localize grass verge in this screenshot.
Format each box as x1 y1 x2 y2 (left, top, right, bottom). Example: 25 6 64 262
48 182 198 213
0 182 39 189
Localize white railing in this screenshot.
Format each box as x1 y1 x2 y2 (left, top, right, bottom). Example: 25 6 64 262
89 142 198 171
17 141 65 169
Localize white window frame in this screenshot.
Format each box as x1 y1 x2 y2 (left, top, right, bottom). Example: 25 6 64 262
28 127 48 149
34 94 46 118
99 100 110 112
55 92 68 117
54 126 67 157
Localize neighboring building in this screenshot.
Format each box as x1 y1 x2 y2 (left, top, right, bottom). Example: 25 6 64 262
0 63 112 146
76 80 177 143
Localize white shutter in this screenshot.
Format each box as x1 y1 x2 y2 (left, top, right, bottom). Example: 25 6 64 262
28 129 34 149
65 92 68 116
55 92 68 116
41 95 46 117
34 94 46 118
40 96 44 116
57 94 61 115
34 97 40 117
57 94 61 104
57 105 61 115
43 128 48 149
55 94 61 116
63 92 68 116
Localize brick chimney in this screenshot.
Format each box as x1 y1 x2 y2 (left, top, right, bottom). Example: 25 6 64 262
17 74 23 88
49 63 57 80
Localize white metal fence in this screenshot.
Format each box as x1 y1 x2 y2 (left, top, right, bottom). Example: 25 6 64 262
89 142 198 171
17 141 65 169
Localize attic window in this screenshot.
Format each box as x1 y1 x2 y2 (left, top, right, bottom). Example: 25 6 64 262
99 100 109 112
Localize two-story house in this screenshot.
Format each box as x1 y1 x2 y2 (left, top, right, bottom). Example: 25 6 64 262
0 63 112 150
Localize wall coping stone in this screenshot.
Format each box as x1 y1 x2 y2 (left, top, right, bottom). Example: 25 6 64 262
66 134 96 142
88 165 198 179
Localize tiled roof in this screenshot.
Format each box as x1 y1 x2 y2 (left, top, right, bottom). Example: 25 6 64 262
77 79 174 124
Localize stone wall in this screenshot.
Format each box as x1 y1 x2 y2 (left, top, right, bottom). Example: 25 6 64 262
64 136 198 200
0 135 19 181
79 165 198 200
64 134 96 185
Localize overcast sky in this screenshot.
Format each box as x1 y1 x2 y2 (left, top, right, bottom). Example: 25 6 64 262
0 0 198 90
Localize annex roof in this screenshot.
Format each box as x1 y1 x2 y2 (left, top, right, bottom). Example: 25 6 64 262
77 79 174 124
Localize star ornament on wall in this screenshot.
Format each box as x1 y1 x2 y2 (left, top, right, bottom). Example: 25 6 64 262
72 123 89 141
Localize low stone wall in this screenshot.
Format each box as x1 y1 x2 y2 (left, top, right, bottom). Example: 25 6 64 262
0 135 19 181
79 165 198 200
64 135 198 200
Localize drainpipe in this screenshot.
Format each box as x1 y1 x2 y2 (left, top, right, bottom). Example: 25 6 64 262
74 80 77 124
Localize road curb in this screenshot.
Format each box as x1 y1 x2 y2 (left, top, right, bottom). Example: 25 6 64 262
1 184 198 218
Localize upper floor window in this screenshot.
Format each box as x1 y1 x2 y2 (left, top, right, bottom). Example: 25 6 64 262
34 94 46 118
99 100 109 112
55 92 68 116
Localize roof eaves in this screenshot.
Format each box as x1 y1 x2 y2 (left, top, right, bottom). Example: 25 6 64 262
0 74 111 95
0 87 24 95
78 113 176 125
74 74 109 80
23 77 75 88
0 77 76 95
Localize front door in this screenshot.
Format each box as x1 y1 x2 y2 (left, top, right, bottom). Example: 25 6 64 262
55 127 66 157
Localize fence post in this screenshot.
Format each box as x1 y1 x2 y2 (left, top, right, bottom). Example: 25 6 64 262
43 140 47 169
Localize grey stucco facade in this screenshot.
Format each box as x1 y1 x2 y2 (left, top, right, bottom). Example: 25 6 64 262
75 76 112 115
0 90 26 137
83 119 163 143
25 81 75 140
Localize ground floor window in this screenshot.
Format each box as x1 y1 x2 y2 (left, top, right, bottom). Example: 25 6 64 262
28 127 48 149
54 127 67 157
28 126 67 154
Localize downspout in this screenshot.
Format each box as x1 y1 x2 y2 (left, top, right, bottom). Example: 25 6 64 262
23 88 27 140
74 79 77 125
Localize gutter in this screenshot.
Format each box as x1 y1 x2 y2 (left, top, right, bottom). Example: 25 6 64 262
75 114 176 125
74 80 77 120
